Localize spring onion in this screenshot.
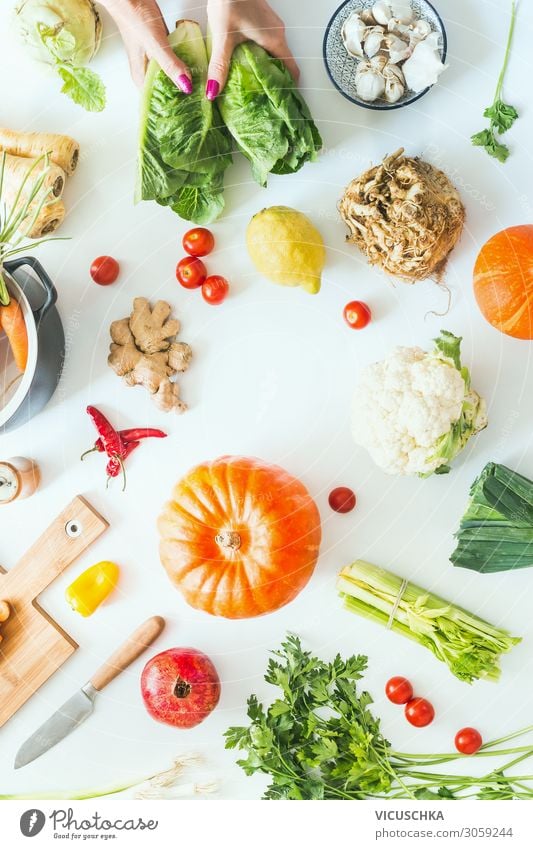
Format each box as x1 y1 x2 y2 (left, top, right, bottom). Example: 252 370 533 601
337 560 520 683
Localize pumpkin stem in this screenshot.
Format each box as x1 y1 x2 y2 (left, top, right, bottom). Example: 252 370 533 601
215 530 242 551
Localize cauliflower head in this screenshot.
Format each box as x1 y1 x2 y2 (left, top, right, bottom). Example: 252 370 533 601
352 331 487 477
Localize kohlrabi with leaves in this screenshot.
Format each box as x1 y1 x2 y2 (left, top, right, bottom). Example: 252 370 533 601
351 331 487 477
14 0 106 112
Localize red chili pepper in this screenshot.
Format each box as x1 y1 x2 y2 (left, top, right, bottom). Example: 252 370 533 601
106 440 140 482
93 428 167 453
86 406 126 460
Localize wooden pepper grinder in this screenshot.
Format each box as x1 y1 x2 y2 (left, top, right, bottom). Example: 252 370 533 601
0 457 40 504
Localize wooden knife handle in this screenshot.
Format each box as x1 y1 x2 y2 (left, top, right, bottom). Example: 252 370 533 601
90 616 165 692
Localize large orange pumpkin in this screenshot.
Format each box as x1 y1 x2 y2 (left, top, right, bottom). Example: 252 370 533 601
158 456 322 619
473 224 533 339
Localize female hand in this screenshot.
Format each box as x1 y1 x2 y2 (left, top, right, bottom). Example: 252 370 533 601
206 0 299 100
101 0 193 93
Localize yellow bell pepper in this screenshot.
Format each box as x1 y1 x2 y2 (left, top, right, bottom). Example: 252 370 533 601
65 561 120 617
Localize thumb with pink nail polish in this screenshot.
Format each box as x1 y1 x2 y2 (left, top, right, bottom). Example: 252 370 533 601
206 79 220 101
206 36 233 99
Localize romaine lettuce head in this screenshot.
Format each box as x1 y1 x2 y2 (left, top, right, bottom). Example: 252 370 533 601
218 41 322 187
136 20 232 224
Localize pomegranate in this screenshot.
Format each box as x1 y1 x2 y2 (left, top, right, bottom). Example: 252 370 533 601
141 647 221 728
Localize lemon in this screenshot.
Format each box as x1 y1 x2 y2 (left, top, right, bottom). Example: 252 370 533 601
246 206 326 295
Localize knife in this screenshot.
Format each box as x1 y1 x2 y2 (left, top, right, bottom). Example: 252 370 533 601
14 615 165 769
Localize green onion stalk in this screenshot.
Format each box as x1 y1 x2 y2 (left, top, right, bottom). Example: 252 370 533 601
0 152 62 305
0 754 217 800
337 560 520 683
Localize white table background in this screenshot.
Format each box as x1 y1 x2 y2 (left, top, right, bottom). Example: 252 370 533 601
0 0 532 801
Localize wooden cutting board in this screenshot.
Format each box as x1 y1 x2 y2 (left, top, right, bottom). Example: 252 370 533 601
0 496 108 727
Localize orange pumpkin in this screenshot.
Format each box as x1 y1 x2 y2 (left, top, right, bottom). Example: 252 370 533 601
473 224 533 339
158 456 321 619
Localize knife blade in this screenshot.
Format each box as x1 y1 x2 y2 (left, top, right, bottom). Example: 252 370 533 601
15 683 97 769
14 615 165 769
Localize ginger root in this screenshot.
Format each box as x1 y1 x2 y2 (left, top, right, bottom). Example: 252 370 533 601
108 298 192 413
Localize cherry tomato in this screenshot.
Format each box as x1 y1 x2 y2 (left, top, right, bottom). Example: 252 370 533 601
202 275 229 305
328 487 356 514
182 227 215 257
455 727 483 755
176 256 207 289
385 676 414 705
343 300 371 330
90 255 120 285
405 698 435 727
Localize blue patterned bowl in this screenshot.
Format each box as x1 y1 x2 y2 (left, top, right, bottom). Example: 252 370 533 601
323 0 447 110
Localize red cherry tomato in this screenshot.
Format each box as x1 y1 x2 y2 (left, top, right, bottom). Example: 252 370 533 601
328 487 356 514
202 275 229 305
343 300 371 330
90 255 120 285
405 698 435 727
455 727 483 755
176 256 207 289
385 676 414 705
182 227 215 257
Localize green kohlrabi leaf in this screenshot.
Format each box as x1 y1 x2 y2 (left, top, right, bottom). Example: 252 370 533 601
218 41 322 187
56 63 106 112
136 21 232 224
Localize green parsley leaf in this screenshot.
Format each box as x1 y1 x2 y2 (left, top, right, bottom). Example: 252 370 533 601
484 99 519 134
471 128 510 163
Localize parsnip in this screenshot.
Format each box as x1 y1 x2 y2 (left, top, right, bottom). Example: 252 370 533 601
0 128 80 175
25 199 66 238
2 153 65 203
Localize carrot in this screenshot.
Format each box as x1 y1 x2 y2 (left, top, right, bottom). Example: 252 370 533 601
0 298 28 372
0 128 80 175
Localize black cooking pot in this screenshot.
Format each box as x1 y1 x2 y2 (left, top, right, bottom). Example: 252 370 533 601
0 256 65 433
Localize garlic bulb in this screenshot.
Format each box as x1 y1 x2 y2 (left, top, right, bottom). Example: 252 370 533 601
361 9 377 25
341 11 366 58
364 25 386 58
355 59 386 102
410 19 432 44
385 33 410 64
370 54 388 73
383 63 405 103
372 1 392 26
390 0 414 24
402 32 447 92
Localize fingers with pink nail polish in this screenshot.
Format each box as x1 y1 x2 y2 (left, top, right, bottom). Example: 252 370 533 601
178 74 193 94
206 79 220 101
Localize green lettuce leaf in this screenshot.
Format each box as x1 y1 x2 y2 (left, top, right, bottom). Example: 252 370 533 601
218 41 322 187
136 21 232 224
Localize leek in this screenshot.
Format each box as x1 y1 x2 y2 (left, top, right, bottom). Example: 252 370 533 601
451 462 533 573
337 560 520 683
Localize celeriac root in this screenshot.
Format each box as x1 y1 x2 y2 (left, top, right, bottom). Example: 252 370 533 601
339 148 465 283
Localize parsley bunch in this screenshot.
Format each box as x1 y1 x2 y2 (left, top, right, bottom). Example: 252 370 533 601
472 0 518 162
226 635 533 799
